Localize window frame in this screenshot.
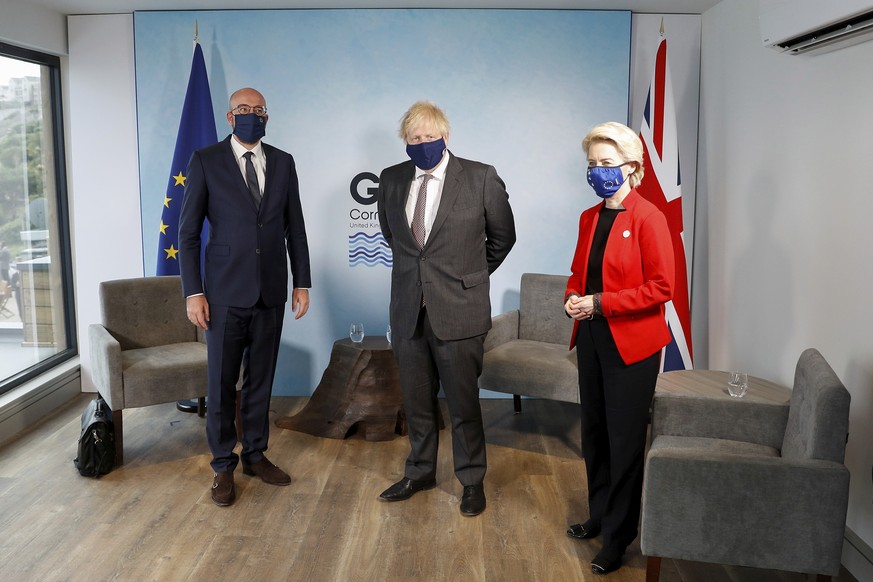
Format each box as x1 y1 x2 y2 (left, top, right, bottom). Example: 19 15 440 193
0 40 77 396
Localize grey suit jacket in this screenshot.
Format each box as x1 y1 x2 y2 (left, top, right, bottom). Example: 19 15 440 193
377 152 516 341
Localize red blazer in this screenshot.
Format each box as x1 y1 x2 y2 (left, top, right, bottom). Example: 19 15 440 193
566 189 675 365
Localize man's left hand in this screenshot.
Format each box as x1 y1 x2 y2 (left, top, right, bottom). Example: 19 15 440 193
291 288 310 319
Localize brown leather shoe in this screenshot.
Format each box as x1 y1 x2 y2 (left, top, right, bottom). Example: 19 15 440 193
242 457 291 485
211 471 235 506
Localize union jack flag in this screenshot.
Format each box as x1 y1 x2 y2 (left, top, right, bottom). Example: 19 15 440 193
637 30 694 371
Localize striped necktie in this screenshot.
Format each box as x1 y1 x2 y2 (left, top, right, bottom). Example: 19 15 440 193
411 174 432 248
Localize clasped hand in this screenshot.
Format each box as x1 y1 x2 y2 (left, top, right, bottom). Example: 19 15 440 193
565 294 595 320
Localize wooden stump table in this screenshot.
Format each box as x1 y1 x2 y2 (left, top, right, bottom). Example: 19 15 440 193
277 336 407 441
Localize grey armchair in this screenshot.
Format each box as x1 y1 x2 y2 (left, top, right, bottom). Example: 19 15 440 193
640 348 851 581
479 273 578 412
89 276 208 465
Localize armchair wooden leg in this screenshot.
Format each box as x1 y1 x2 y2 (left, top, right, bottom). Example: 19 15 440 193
513 394 522 414
645 556 661 582
112 409 124 466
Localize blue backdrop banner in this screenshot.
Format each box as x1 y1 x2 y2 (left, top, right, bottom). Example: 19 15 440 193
134 9 631 395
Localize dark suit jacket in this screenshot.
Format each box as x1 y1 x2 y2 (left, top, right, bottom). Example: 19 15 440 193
179 135 311 308
377 152 516 342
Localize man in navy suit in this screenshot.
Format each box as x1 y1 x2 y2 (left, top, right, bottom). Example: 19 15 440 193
179 87 311 506
377 101 516 516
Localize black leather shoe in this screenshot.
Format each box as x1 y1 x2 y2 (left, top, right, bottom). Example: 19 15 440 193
567 520 601 539
459 484 486 516
379 477 436 501
591 546 623 575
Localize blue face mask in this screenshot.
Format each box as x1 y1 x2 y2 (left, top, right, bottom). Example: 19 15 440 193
587 164 630 198
406 138 446 171
233 113 267 144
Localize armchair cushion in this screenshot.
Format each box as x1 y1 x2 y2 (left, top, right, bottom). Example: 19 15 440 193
782 348 851 463
480 340 578 402
121 342 208 409
99 276 197 350
642 437 849 575
518 273 573 344
484 310 518 352
651 394 789 450
88 323 124 410
480 273 578 404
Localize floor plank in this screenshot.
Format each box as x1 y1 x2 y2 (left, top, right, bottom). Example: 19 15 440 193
0 395 858 582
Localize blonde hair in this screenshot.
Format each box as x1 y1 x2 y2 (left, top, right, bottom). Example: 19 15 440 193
582 121 645 189
398 101 450 140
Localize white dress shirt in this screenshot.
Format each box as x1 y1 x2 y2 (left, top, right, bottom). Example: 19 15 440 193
405 150 449 245
229 137 266 196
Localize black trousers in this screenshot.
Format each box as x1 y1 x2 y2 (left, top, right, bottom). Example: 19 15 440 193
391 307 487 486
205 300 285 473
576 317 660 551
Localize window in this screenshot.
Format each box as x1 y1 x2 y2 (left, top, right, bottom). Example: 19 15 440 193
0 42 75 395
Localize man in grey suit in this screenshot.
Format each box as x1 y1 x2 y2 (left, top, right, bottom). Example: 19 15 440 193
376 101 516 516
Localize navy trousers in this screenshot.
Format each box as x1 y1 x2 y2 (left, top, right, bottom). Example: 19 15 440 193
205 300 285 473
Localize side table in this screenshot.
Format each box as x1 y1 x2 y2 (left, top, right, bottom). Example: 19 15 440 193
656 369 790 405
652 369 792 447
277 336 406 441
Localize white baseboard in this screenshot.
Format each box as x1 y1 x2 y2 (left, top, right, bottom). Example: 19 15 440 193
844 527 873 581
0 359 81 447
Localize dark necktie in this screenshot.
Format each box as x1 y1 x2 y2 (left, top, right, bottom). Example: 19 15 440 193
243 151 261 208
411 174 432 248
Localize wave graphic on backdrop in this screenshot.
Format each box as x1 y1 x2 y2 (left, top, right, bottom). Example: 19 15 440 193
348 232 392 267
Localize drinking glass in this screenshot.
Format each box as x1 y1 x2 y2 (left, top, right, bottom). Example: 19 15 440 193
386 324 392 345
350 323 365 343
727 371 748 398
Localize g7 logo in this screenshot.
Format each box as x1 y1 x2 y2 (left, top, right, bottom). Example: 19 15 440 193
350 172 379 205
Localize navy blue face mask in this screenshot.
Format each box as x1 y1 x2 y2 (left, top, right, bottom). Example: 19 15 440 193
587 164 630 198
406 138 446 171
233 113 267 144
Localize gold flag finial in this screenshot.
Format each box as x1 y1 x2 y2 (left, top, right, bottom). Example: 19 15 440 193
660 17 665 37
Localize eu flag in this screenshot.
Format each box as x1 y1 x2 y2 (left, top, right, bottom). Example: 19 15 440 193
156 40 217 275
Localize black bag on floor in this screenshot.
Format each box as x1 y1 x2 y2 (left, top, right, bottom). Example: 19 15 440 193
74 397 116 477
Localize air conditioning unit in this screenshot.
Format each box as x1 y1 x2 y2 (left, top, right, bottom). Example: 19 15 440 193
759 0 873 55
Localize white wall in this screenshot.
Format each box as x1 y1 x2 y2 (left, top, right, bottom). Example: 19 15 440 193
700 0 873 578
67 14 144 391
0 2 67 56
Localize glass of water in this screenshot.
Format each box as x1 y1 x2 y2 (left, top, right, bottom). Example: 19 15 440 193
727 371 748 398
350 323 365 343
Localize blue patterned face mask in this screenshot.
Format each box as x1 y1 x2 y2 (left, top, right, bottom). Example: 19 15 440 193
233 113 267 144
587 164 630 198
406 138 446 171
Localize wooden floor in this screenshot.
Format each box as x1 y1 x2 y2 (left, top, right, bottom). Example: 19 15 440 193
0 395 858 582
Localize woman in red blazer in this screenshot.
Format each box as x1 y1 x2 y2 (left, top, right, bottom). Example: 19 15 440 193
563 122 674 575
